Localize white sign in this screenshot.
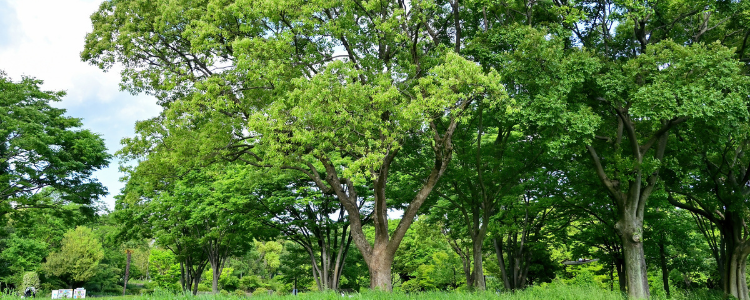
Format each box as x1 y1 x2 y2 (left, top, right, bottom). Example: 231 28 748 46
73 288 86 299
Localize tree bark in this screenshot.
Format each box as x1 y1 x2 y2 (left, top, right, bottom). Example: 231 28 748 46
471 239 485 290
192 272 201 295
618 218 650 299
122 250 132 295
211 265 221 293
724 246 750 300
367 246 394 291
722 216 750 300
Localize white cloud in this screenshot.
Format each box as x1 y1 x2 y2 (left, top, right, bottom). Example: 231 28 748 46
0 0 162 209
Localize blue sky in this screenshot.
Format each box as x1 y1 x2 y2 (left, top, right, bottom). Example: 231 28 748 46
0 0 162 210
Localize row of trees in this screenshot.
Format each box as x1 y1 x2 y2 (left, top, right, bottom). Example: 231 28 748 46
79 0 749 299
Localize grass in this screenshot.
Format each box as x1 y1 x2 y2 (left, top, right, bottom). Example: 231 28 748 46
0 282 725 300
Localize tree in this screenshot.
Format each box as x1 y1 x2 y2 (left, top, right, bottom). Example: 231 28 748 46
44 226 105 288
0 72 110 218
393 217 463 291
577 40 747 299
83 0 508 291
430 25 598 290
21 272 40 291
245 172 359 291
551 0 750 297
148 248 180 291
0 189 98 288
643 197 704 298
127 165 256 294
664 94 750 299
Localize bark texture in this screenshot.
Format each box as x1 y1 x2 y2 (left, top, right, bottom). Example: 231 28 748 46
122 250 132 295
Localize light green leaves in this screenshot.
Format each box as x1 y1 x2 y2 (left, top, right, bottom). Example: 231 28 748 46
602 40 748 124
45 226 105 283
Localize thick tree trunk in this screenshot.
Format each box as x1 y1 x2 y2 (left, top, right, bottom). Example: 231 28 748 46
723 245 750 300
210 262 221 293
122 250 131 295
618 221 650 299
367 249 394 291
658 241 670 297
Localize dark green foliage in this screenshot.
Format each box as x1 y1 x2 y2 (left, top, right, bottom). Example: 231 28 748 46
0 72 110 217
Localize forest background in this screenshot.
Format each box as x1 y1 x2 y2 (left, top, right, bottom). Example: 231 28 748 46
2 0 750 300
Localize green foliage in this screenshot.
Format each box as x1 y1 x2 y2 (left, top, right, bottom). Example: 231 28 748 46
254 241 283 279
252 287 270 296
0 72 110 217
148 249 180 291
238 275 262 292
79 0 750 297
21 272 39 290
0 234 48 275
44 226 104 286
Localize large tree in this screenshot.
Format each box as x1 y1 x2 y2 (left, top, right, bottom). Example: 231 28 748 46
83 0 508 290
665 97 750 300
581 40 747 299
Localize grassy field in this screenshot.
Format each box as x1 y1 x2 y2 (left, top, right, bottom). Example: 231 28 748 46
0 283 724 300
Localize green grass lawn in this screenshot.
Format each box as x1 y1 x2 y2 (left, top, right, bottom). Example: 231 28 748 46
0 283 724 300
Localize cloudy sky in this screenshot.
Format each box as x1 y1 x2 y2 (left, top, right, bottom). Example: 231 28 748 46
0 0 162 209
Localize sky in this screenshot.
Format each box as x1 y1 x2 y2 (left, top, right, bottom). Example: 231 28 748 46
0 0 162 210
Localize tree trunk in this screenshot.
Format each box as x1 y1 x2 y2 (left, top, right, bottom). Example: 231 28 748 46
658 241 670 297
471 232 486 290
122 250 131 295
192 273 201 295
723 244 750 300
367 248 394 291
619 268 627 293
462 256 473 288
493 238 511 290
211 262 221 293
619 221 650 299
180 261 187 292
614 258 626 293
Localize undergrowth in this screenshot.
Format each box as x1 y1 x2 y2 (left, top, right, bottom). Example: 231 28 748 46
0 281 725 300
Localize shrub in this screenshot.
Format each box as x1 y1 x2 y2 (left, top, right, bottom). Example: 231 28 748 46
233 289 246 297
197 283 212 292
238 275 262 291
22 272 40 290
252 287 269 296
400 279 420 293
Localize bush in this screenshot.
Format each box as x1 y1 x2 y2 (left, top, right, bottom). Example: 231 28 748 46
22 271 40 290
233 289 246 297
252 287 270 296
238 275 262 291
400 279 420 293
197 283 211 292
